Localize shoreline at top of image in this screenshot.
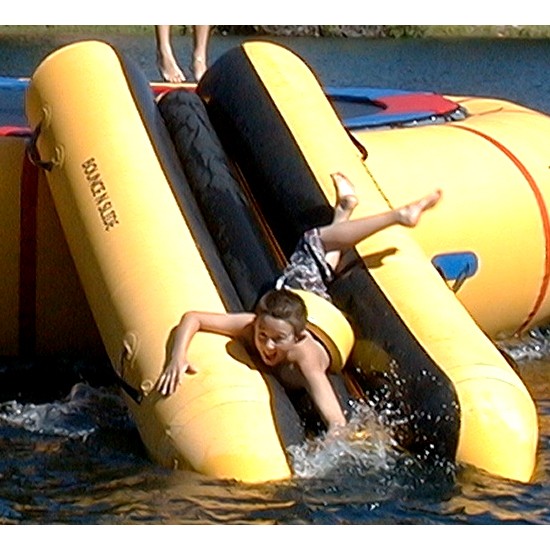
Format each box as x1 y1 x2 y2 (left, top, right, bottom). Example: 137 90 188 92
1 25 550 40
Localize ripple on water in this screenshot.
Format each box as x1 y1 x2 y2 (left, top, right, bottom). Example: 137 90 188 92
0 382 134 439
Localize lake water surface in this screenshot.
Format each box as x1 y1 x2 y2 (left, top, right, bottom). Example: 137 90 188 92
1 31 550 531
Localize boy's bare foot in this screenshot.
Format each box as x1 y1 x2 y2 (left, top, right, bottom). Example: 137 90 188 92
192 55 207 82
331 172 359 216
397 189 442 227
157 53 186 83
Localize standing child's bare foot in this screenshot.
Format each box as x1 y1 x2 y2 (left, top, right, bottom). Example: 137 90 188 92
396 189 442 227
331 172 359 221
157 52 186 83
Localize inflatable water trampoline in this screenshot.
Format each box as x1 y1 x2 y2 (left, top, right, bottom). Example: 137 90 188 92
1 39 544 483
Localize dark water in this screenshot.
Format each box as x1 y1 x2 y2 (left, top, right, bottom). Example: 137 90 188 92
2 31 550 528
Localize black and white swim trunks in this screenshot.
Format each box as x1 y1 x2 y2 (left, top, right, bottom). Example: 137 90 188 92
275 228 334 302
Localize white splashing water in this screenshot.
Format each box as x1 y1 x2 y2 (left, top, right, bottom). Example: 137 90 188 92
0 383 132 439
501 325 550 362
287 401 401 479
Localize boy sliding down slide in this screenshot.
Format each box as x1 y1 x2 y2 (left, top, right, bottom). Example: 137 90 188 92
155 173 441 434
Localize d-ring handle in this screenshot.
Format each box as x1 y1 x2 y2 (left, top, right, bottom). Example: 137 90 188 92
27 120 63 171
114 333 143 404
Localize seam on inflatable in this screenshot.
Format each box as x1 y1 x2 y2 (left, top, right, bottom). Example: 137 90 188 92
451 124 550 335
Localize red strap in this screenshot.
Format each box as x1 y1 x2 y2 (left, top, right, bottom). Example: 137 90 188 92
150 82 197 97
0 125 31 137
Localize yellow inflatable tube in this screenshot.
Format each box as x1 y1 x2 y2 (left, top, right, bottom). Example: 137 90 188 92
0 133 102 357
0 136 25 355
352 96 550 338
25 40 295 482
199 41 539 482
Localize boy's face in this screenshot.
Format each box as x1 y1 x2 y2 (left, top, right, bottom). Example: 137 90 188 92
253 314 297 366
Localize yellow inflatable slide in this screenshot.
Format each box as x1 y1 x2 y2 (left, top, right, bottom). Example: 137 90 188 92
196 40 540 482
25 40 307 483
22 39 541 483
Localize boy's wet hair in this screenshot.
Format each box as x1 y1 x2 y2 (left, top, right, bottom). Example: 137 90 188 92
255 289 308 334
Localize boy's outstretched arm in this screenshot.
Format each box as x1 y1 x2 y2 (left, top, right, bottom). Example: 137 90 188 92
155 311 201 396
155 311 254 396
300 360 347 432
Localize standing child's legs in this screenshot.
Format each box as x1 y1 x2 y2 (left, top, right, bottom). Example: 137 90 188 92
318 173 441 257
156 25 211 83
191 25 210 81
155 25 186 83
